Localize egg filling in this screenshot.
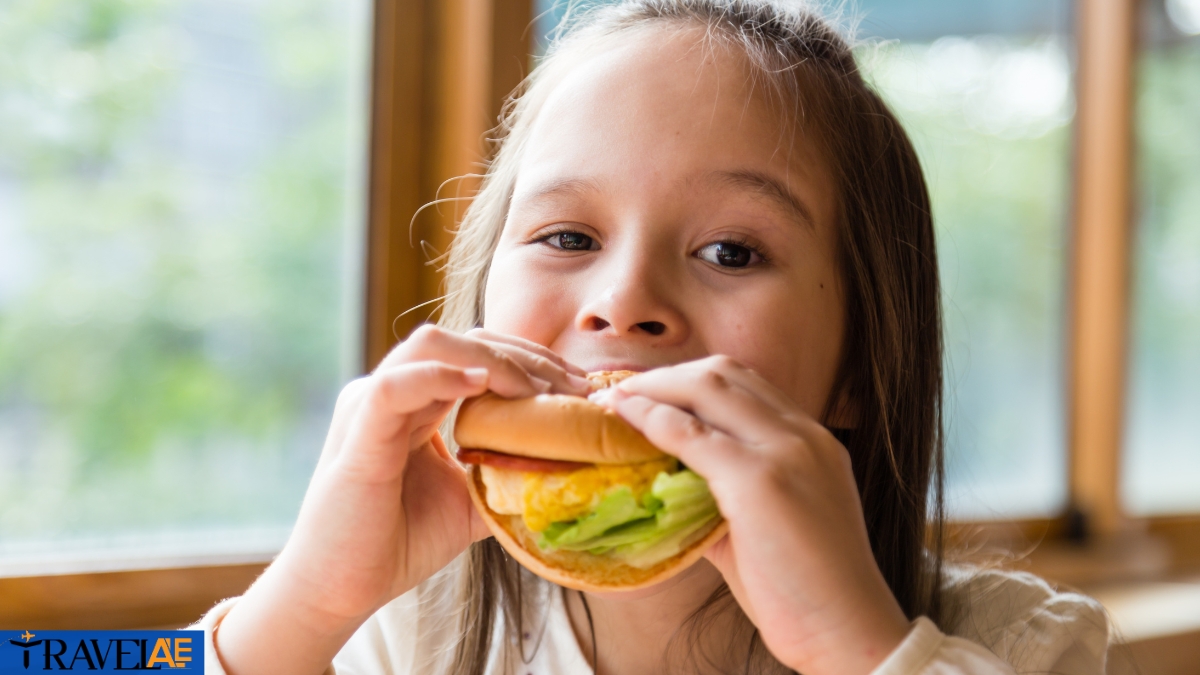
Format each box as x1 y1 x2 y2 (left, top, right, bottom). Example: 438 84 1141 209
480 458 678 532
479 458 721 569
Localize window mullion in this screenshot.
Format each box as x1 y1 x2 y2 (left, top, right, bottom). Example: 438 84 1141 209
1066 0 1139 534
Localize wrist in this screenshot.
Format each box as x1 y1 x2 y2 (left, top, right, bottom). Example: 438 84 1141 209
784 605 911 675
215 560 369 675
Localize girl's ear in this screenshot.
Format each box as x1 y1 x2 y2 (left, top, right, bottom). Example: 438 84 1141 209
825 387 860 430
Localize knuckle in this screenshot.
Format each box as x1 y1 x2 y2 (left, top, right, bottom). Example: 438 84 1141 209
364 374 395 407
677 414 710 441
335 377 370 408
530 354 555 373
339 376 369 398
700 368 731 391
491 348 519 371
409 324 443 345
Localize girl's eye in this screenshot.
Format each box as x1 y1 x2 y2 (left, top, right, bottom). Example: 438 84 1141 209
696 241 761 268
543 231 598 251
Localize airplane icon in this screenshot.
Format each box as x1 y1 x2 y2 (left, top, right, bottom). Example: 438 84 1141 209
20 631 34 642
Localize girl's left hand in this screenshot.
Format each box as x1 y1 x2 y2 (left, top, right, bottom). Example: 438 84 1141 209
594 356 912 675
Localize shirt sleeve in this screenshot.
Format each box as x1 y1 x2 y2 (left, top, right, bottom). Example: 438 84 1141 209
944 567 1110 674
871 618 1017 675
871 567 1111 675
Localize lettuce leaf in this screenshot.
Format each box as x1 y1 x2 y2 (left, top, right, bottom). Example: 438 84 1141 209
537 469 720 569
538 487 652 547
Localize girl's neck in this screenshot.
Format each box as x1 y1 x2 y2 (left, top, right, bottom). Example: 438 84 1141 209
562 561 752 675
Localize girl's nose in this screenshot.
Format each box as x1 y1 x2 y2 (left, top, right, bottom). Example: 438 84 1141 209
574 261 689 344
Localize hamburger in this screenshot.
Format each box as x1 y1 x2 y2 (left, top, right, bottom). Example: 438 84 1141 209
454 370 727 592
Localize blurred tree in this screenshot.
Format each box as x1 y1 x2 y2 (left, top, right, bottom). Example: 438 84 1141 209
1125 38 1200 513
0 0 367 540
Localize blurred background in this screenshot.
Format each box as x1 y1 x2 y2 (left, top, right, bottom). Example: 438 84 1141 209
0 0 371 565
0 0 1197 668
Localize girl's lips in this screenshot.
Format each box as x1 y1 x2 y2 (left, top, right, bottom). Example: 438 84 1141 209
586 363 651 373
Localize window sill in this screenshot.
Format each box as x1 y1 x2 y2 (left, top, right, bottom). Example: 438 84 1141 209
0 560 269 630
1096 578 1200 675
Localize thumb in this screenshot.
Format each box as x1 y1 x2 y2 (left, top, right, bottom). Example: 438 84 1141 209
468 503 491 543
430 431 492 544
704 534 759 626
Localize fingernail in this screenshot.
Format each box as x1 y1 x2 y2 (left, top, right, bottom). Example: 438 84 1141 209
530 376 552 393
564 361 588 376
464 368 488 386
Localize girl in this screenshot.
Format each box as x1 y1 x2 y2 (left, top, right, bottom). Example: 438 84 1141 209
197 2 1109 673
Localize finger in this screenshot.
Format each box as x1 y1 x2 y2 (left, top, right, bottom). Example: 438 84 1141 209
474 339 590 395
630 356 800 417
607 365 800 447
314 377 374 475
612 393 749 480
337 363 490 480
467 328 588 376
405 399 457 448
380 325 551 398
429 430 492 543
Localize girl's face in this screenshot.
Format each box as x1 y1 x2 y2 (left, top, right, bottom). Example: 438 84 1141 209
484 28 845 419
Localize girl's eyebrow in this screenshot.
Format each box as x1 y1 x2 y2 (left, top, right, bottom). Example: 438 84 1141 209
710 169 815 229
518 176 604 202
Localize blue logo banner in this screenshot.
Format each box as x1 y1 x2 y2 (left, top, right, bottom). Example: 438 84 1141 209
1 631 203 672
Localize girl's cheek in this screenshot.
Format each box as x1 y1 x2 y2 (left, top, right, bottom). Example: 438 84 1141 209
481 253 577 345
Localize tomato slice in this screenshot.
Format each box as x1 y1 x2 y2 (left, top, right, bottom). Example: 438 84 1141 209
456 448 590 473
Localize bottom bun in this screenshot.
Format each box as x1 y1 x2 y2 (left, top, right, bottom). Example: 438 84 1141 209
467 465 729 592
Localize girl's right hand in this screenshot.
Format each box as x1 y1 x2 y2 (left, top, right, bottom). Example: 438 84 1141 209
214 325 590 675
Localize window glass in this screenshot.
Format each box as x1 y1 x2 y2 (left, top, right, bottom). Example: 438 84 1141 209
860 0 1073 518
533 0 1074 519
1124 0 1200 514
0 0 370 570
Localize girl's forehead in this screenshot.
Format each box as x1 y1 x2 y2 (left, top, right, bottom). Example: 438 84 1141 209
514 26 834 225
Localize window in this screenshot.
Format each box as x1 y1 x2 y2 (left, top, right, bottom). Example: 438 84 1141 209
840 0 1075 519
1124 0 1200 514
0 0 371 571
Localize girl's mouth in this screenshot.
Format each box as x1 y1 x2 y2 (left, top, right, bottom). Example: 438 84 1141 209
586 363 652 373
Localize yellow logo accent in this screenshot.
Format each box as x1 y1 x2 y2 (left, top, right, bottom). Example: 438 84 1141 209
146 638 176 668
20 631 34 642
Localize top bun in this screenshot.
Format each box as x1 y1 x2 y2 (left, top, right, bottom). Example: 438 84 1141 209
454 370 665 465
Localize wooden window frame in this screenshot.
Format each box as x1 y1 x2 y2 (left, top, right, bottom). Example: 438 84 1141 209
4 0 1199 633
968 0 1200 589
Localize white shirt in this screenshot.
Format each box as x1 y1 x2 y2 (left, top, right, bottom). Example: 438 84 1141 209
193 560 1109 674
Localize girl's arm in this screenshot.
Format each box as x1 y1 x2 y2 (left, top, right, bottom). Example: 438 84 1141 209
211 326 591 675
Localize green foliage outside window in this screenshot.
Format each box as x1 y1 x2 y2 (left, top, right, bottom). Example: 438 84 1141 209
0 0 368 546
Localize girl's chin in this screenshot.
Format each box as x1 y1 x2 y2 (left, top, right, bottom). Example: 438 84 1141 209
583 557 723 601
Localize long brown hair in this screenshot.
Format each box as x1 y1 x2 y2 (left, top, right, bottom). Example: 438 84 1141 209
437 2 945 672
